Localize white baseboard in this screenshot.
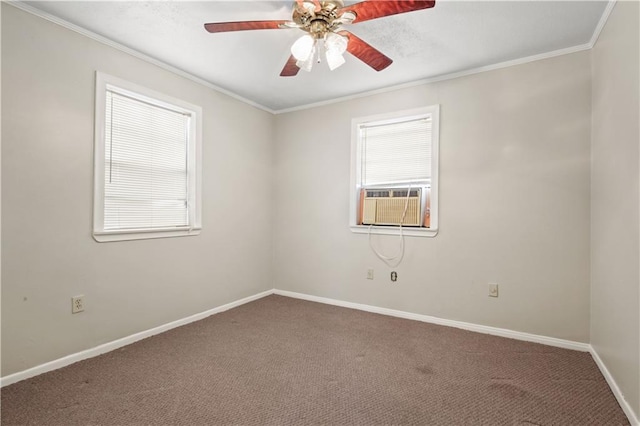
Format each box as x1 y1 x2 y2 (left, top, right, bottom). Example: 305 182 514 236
275 289 640 425
590 347 640 426
4 287 636 426
0 290 274 387
273 289 590 352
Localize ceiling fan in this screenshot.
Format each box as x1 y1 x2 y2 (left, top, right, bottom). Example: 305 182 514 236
204 0 436 76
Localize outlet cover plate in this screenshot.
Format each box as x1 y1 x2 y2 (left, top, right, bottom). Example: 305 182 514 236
72 295 84 313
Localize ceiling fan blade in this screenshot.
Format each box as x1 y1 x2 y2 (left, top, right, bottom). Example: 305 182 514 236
280 55 301 77
338 31 393 71
204 20 290 33
338 0 435 24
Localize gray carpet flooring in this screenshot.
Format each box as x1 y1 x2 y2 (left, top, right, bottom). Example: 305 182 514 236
1 295 629 425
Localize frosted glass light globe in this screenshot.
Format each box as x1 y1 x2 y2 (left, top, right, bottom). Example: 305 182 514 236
326 50 346 71
325 32 348 55
291 35 315 61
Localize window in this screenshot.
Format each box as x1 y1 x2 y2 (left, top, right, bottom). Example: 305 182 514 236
350 106 439 237
93 72 202 242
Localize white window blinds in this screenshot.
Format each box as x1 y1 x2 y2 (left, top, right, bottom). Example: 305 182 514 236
104 90 190 230
360 116 432 186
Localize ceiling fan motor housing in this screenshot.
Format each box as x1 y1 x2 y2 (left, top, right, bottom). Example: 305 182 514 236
204 0 437 76
294 0 347 38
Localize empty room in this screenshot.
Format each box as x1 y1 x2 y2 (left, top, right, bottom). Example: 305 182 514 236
1 0 639 424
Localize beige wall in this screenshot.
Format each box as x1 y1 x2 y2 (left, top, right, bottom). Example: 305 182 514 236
1 4 274 376
274 51 592 342
3 6 637 418
591 1 640 418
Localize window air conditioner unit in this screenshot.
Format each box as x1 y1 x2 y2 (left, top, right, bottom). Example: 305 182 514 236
360 187 425 227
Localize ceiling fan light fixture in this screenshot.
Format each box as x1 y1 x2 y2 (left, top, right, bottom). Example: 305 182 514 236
324 32 347 70
325 32 348 55
326 50 346 70
296 49 316 72
291 34 315 61
205 0 437 77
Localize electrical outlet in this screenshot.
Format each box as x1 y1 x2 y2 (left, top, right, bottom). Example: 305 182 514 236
367 269 374 280
72 295 85 314
488 283 499 298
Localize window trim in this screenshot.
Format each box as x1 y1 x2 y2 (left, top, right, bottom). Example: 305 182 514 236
93 71 202 242
349 105 440 237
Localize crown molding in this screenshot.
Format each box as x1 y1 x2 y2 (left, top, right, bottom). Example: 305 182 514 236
5 0 617 116
589 0 617 48
4 0 276 114
274 42 593 114
275 0 616 114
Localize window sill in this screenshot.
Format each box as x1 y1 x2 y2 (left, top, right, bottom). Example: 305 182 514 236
93 227 201 242
350 225 438 238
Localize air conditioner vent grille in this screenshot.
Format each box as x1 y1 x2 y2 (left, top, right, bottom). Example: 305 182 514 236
366 190 390 198
361 187 424 227
394 190 420 197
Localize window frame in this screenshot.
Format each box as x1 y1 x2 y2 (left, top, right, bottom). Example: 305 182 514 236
93 71 202 242
349 105 440 237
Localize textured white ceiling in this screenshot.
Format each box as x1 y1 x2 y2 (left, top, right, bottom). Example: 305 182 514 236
24 1 608 112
